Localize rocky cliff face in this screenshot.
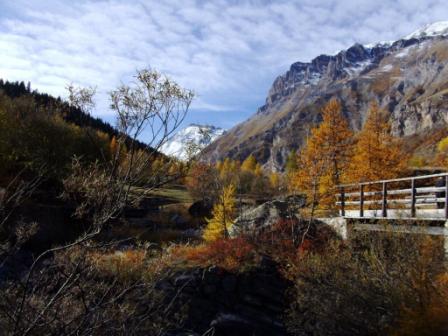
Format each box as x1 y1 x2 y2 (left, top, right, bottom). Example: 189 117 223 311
202 22 448 171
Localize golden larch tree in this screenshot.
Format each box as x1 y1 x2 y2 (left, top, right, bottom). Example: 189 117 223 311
435 136 448 167
285 150 298 176
292 98 354 209
347 102 407 182
203 184 237 241
269 172 280 190
218 158 240 185
254 163 263 177
241 154 257 173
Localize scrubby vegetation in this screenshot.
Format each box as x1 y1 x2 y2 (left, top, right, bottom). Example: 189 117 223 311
282 226 448 335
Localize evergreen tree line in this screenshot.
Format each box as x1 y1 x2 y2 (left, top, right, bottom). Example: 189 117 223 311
0 79 148 151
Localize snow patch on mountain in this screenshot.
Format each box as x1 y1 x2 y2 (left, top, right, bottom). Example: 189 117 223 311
161 124 225 160
345 60 372 76
404 21 448 40
364 40 394 49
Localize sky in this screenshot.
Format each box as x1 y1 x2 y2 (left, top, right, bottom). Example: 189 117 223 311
1 0 448 136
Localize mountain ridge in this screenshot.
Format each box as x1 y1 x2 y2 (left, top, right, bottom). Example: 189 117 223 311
202 22 448 171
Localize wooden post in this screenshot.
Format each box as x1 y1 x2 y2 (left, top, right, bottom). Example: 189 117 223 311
382 182 388 218
445 175 448 220
340 187 345 217
360 184 364 218
411 178 416 218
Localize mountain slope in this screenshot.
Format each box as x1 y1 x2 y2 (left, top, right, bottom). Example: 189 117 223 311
202 22 448 171
161 124 225 160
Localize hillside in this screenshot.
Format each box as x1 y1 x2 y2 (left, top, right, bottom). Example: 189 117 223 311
0 80 148 151
202 22 448 171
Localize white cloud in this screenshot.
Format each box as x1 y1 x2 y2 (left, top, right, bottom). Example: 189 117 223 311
1 0 448 126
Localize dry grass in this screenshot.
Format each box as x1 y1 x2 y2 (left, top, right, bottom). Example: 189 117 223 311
90 249 148 281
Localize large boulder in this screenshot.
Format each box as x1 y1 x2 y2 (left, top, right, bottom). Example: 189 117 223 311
231 196 305 236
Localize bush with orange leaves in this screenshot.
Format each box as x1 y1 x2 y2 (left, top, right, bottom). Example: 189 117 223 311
170 237 260 272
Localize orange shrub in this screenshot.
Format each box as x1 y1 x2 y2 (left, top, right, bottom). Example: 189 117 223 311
171 237 259 272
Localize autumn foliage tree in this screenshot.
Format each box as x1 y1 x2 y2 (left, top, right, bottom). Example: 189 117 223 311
347 102 407 182
269 172 280 191
285 150 298 176
203 184 236 241
216 158 240 186
241 154 257 172
186 162 219 202
435 136 448 167
292 99 353 210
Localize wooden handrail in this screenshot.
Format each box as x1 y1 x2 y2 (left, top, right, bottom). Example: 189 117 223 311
336 198 447 205
336 186 446 198
335 173 448 220
337 172 448 188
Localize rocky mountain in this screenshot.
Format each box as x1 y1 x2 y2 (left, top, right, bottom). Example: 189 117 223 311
161 124 225 160
202 22 448 171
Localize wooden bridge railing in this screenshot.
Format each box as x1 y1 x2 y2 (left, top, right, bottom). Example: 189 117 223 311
336 173 448 220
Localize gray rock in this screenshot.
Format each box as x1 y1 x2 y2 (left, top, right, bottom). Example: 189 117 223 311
231 198 303 236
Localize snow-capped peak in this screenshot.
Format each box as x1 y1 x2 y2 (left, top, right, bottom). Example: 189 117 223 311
160 124 225 160
362 22 448 50
404 21 448 40
363 40 394 49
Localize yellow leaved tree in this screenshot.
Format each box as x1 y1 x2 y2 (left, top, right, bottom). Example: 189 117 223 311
285 150 299 176
254 163 263 178
269 172 280 190
217 158 240 186
347 102 407 182
435 136 448 167
241 154 257 172
203 184 237 241
292 98 353 210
